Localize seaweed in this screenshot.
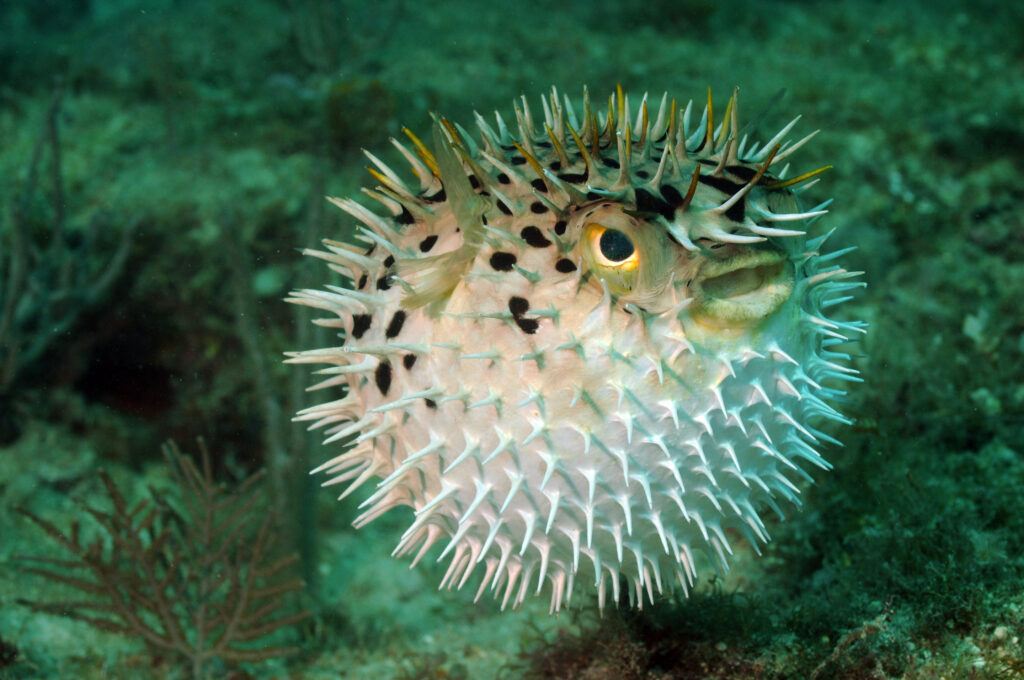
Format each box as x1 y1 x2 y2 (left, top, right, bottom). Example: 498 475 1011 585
15 440 310 680
0 81 133 442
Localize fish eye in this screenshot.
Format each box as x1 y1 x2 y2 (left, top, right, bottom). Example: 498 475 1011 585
584 223 640 292
598 229 635 263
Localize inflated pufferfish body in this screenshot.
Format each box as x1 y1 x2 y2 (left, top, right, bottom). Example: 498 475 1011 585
288 87 865 612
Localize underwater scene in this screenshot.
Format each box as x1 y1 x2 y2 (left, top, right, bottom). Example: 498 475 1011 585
2 0 1023 678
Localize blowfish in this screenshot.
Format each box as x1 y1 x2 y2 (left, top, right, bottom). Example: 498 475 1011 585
287 87 865 613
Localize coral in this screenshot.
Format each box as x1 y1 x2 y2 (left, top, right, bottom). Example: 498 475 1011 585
0 83 133 441
15 440 309 680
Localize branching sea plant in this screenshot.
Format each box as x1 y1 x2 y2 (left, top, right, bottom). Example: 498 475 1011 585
0 81 133 437
16 440 310 680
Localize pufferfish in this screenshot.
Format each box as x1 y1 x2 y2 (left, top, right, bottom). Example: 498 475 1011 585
287 87 865 613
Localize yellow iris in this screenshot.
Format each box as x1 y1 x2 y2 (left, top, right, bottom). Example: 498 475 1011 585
585 223 640 292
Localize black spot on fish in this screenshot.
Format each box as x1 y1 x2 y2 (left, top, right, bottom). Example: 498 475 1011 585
357 273 368 290
385 310 406 338
375 360 392 395
469 174 481 190
521 226 552 248
497 172 510 184
635 188 674 220
529 201 549 214
601 157 620 169
548 160 562 171
498 201 513 216
698 174 746 197
419 235 438 252
530 179 548 193
558 172 588 183
515 317 539 334
635 169 650 179
555 258 577 273
397 207 414 225
508 296 529 318
554 220 567 235
424 398 437 409
660 184 683 207
726 165 758 182
489 251 517 271
383 255 395 268
508 296 539 334
376 276 391 291
511 156 527 166
724 200 745 223
352 314 372 339
403 353 417 370
425 189 446 203
697 175 747 221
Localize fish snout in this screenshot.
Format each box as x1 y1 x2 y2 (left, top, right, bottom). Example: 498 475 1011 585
690 246 794 328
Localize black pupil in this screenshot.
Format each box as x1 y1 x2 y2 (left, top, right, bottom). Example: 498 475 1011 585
598 229 635 262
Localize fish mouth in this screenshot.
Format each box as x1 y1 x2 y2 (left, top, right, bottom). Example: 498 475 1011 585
691 248 794 327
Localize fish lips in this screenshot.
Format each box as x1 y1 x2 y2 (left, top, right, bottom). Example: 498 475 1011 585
690 247 795 327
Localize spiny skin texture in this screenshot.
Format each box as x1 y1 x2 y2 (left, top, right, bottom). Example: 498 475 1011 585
288 87 866 613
